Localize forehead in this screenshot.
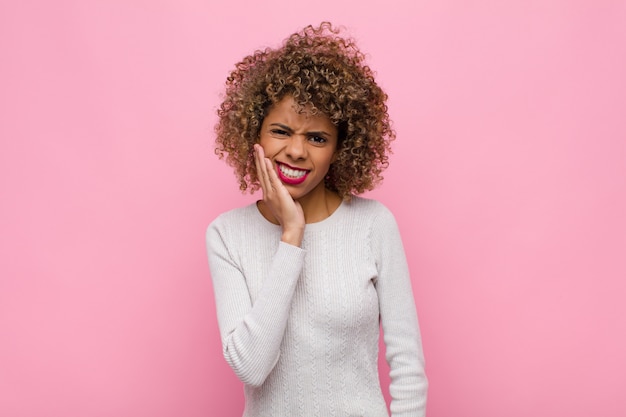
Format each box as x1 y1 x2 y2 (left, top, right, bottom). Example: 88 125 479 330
265 96 335 128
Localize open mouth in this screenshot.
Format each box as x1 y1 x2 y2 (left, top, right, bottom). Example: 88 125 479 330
276 162 309 185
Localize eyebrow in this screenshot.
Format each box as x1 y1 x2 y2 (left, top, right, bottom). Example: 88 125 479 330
269 123 332 137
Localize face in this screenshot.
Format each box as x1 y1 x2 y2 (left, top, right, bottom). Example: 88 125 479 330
258 96 338 201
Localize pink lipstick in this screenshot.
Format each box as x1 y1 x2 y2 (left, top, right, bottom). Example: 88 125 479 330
276 162 309 185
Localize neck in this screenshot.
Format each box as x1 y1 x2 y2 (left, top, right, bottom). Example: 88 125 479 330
257 186 342 225
298 187 342 224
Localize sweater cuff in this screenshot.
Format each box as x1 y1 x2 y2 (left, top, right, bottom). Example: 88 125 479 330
271 241 306 280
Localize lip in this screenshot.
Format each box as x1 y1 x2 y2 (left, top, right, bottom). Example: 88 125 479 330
276 162 310 185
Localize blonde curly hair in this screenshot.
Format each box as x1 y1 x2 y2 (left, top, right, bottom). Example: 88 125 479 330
215 22 395 198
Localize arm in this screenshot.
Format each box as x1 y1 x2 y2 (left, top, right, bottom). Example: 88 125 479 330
207 224 305 387
206 144 306 387
372 207 428 416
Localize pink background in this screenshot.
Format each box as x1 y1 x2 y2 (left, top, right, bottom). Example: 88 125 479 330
1 1 625 416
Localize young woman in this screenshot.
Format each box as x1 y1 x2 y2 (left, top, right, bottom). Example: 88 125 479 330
207 23 428 417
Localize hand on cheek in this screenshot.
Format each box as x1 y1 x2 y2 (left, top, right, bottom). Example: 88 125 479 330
254 144 305 246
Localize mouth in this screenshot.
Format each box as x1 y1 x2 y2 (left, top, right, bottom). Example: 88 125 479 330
276 162 310 185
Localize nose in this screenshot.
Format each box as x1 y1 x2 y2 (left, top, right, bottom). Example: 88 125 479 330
285 135 307 160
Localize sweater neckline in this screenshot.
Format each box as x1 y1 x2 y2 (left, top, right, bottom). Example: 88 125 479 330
253 198 350 232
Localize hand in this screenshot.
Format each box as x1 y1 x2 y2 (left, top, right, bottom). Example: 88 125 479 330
254 144 305 246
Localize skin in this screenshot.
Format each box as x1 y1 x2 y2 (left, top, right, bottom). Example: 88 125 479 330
254 96 342 247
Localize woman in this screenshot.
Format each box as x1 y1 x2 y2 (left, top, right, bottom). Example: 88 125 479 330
207 23 428 416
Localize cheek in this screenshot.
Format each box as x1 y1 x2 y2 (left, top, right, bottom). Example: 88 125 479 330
325 147 339 165
257 136 274 154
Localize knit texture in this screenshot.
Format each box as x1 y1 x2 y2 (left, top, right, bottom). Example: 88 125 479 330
207 196 428 417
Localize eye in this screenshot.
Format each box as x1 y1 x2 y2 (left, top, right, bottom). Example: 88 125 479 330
308 135 327 145
270 129 289 137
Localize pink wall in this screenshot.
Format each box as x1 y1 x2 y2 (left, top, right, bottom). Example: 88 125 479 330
1 1 625 416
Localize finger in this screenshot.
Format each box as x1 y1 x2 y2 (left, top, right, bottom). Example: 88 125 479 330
253 145 263 185
257 146 279 192
264 157 288 196
254 145 272 194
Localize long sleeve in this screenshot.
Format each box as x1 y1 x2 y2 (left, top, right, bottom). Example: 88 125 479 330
206 218 305 387
371 207 428 416
206 198 426 416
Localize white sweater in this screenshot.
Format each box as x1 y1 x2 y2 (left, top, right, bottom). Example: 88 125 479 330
206 196 428 416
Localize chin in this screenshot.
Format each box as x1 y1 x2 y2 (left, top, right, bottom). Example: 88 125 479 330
284 186 311 201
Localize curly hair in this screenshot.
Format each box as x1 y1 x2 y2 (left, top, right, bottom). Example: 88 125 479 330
214 22 395 198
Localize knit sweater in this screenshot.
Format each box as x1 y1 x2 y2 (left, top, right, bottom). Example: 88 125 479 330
206 196 428 417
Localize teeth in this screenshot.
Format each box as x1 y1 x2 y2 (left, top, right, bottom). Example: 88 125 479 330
279 164 307 178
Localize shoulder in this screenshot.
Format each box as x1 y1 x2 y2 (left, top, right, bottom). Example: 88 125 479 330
210 202 257 225
344 195 397 224
345 197 403 253
207 202 260 237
